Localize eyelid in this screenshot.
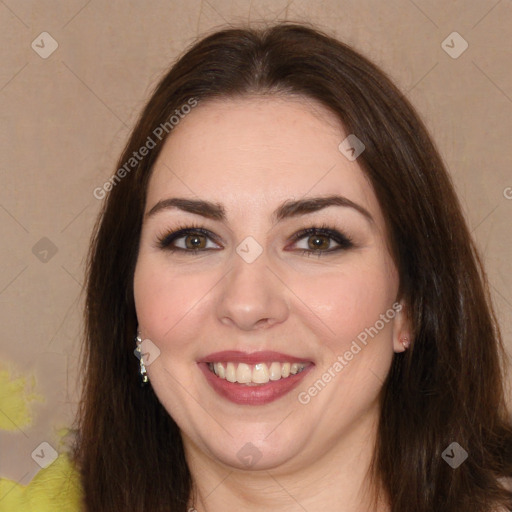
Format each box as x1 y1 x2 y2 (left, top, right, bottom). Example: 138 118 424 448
156 224 223 251
286 225 354 252
155 223 354 254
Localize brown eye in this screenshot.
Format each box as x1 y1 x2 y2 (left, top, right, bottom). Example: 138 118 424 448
184 233 207 249
157 227 222 253
307 234 331 251
289 226 354 256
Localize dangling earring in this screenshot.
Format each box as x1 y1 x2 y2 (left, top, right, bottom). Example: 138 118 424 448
400 336 411 351
135 332 149 387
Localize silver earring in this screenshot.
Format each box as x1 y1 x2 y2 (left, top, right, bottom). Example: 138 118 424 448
400 336 411 350
135 333 149 387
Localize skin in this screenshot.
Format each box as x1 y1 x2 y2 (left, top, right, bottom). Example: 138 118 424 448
133 95 411 512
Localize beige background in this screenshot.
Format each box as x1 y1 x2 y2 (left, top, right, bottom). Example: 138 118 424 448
1 0 511 486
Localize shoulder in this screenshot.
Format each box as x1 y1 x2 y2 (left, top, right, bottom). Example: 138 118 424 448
0 451 82 511
498 475 512 491
493 476 512 512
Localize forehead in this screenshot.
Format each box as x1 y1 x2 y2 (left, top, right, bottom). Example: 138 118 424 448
146 95 379 222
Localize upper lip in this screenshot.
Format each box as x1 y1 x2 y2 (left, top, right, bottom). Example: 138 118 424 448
198 350 313 364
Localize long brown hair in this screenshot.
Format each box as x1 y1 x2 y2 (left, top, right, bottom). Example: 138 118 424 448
73 22 512 511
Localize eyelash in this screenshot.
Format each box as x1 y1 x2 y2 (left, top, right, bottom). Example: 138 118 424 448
155 222 354 257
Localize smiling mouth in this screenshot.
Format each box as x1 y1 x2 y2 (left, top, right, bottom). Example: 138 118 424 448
207 361 311 386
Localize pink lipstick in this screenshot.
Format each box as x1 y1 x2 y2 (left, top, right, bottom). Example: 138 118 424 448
198 351 314 405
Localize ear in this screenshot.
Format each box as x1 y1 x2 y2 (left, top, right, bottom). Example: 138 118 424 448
392 301 413 353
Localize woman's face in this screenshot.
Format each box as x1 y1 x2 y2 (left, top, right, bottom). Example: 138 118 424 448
133 96 409 472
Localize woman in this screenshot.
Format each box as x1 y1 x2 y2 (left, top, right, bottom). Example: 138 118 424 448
73 22 512 511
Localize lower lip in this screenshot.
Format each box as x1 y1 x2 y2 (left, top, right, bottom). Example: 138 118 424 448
198 363 313 405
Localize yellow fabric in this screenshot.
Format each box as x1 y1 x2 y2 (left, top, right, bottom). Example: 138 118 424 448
0 363 83 511
0 451 83 511
0 367 44 431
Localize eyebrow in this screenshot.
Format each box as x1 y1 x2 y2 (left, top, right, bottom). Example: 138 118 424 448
146 195 374 224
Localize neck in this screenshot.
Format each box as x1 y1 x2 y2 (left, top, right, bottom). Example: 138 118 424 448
184 406 389 512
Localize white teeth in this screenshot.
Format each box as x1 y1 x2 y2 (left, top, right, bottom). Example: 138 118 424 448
252 363 269 384
214 362 225 379
208 361 308 385
269 362 282 381
226 362 236 383
236 363 252 383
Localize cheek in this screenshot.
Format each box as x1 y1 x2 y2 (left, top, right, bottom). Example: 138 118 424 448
292 260 398 410
133 256 214 343
290 256 398 351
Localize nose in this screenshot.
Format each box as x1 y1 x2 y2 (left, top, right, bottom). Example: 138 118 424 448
215 249 289 331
